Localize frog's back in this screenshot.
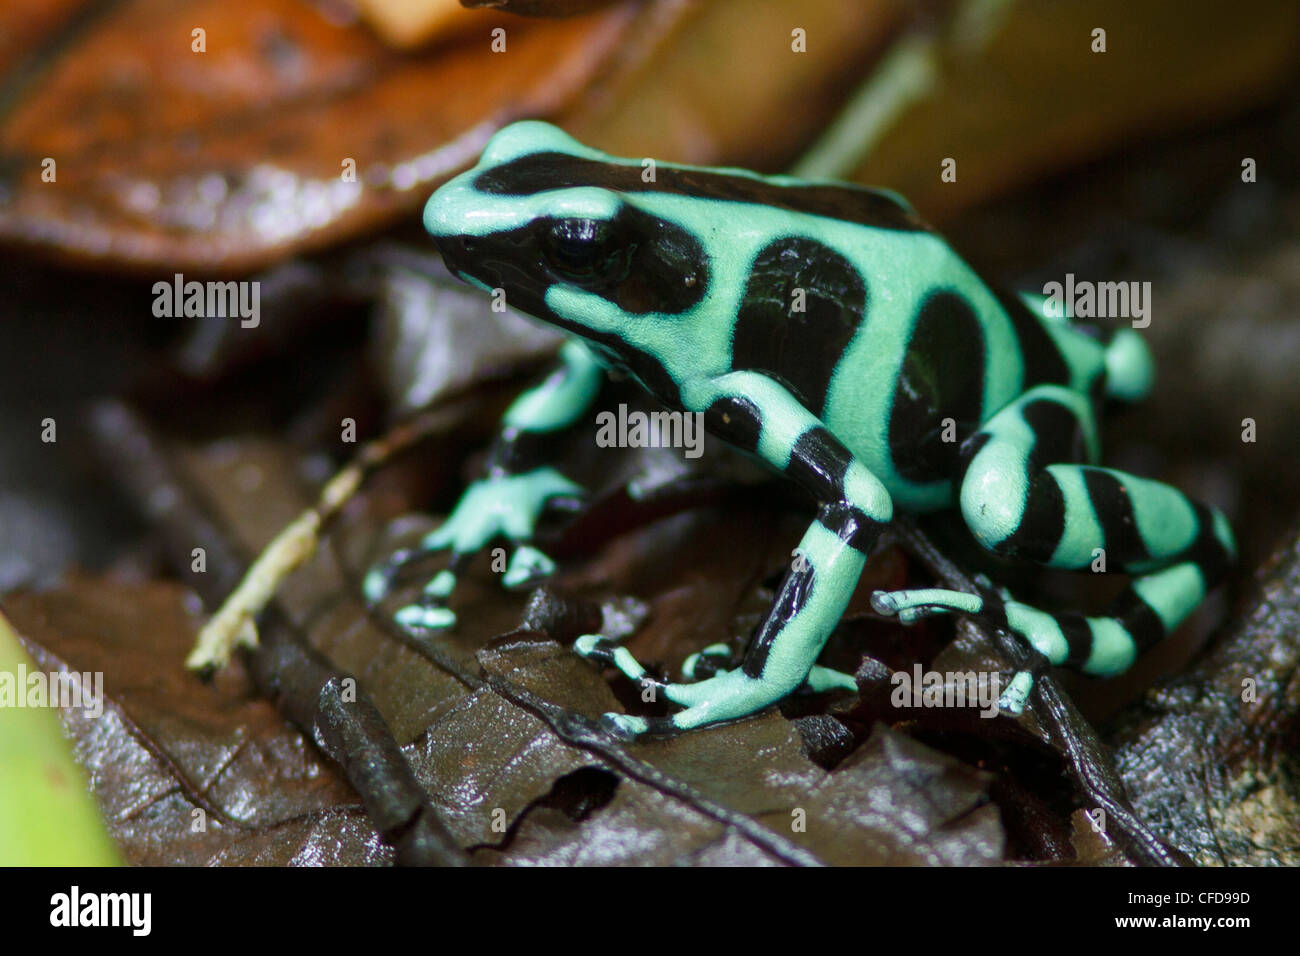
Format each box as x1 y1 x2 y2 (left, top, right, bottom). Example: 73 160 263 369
716 199 1103 512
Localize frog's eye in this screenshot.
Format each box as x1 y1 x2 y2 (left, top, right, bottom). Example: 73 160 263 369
540 218 628 282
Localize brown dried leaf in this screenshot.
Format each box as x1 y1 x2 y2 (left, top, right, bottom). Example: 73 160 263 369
0 0 639 272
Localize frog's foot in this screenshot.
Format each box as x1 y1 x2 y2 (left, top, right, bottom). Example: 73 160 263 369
365 540 469 631
873 587 1040 714
366 467 580 628
577 635 835 740
501 544 557 590
873 583 1127 689
387 543 558 632
598 667 813 740
390 562 464 631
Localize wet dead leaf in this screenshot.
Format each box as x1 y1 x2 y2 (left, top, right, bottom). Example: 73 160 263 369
1110 522 1300 866
3 576 388 865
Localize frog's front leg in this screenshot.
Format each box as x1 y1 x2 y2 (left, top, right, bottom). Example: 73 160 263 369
366 340 605 630
579 372 892 738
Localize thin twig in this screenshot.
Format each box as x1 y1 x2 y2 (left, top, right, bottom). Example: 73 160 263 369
185 396 494 670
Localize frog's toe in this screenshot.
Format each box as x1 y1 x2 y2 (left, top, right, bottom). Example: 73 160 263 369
363 568 390 607
801 663 858 693
501 544 557 590
363 546 422 605
871 588 984 622
575 635 669 694
681 643 732 681
598 712 650 741
574 633 613 662
898 605 951 624
395 600 457 632
421 568 458 600
997 670 1035 715
593 666 816 737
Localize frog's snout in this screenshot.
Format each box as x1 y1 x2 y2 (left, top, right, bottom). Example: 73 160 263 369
430 232 488 290
422 182 461 242
422 186 552 321
423 187 472 270
428 230 473 266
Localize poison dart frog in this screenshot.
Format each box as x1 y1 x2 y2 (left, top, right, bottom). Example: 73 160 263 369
365 121 1236 739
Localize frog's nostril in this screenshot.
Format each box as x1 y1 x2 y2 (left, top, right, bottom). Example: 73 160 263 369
461 236 477 254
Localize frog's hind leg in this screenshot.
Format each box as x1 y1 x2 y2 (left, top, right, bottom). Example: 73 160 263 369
873 384 1235 683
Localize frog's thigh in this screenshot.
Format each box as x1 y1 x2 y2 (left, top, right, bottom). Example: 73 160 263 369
897 384 1237 674
957 384 1232 578
957 384 1100 567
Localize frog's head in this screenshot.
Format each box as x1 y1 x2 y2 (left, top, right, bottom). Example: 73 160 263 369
423 122 710 358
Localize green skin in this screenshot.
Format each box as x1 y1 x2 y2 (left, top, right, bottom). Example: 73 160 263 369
367 121 1236 739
